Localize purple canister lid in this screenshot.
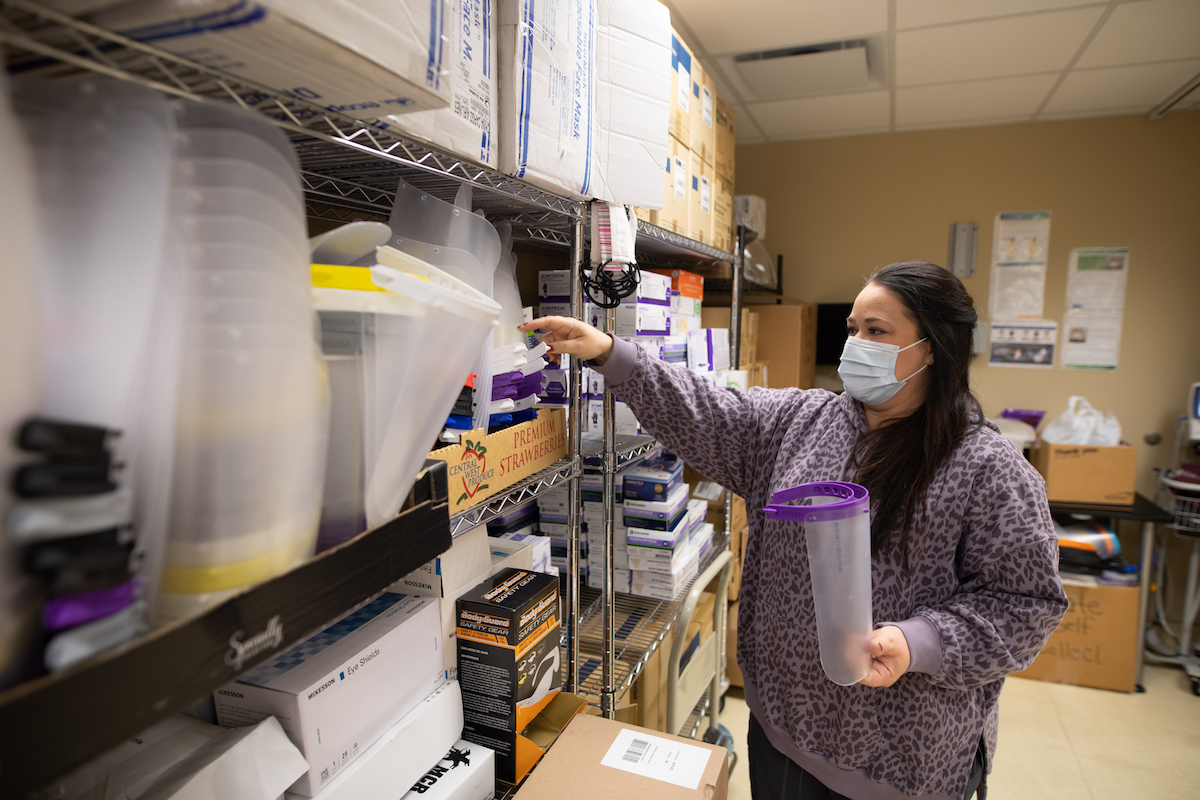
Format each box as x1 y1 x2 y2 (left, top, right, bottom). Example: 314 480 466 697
762 481 869 523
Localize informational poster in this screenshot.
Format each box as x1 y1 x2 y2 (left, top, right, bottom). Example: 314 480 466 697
1063 308 1122 370
989 211 1051 320
989 320 1057 369
1067 247 1129 309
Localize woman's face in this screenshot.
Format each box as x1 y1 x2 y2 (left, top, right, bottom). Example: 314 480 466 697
846 282 933 409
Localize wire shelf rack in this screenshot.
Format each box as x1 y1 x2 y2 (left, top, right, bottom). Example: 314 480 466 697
448 456 582 538
579 433 662 469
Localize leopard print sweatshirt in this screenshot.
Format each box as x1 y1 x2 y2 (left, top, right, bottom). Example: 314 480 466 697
595 335 1067 800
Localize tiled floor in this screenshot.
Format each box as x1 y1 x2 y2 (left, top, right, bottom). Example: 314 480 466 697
721 666 1200 800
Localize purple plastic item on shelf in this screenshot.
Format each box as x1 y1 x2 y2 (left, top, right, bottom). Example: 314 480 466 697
42 579 137 632
492 383 519 402
492 370 522 388
518 372 545 393
1001 408 1046 430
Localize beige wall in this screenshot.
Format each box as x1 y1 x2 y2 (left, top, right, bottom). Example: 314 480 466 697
736 111 1200 502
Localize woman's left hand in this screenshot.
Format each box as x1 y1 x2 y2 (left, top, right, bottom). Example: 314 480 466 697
859 626 911 688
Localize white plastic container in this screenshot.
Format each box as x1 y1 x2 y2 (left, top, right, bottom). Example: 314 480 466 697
764 482 873 685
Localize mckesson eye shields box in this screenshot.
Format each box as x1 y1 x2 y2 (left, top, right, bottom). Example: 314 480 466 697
457 568 561 783
215 593 443 797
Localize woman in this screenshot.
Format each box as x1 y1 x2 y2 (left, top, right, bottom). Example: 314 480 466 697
520 262 1066 800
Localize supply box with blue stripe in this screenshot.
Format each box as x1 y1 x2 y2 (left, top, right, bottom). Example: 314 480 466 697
213 593 443 797
457 568 562 782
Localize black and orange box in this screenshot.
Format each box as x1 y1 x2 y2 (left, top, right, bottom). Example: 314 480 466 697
457 568 561 782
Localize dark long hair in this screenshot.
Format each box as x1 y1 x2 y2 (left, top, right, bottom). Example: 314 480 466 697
850 262 983 565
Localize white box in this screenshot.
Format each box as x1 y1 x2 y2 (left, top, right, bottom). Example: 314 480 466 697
499 531 553 574
587 549 629 570
489 537 535 574
391 524 493 679
616 303 670 337
98 0 452 116
627 539 696 574
217 594 444 796
590 0 671 207
715 369 748 391
587 567 631 592
497 0 596 198
687 328 730 372
537 301 572 318
622 483 689 528
671 313 700 337
734 195 767 239
402 739 496 800
538 269 572 299
622 335 666 360
390 0 498 167
632 270 672 304
287 682 464 800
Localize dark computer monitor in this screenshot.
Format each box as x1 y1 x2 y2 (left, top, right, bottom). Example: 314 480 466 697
815 303 854 365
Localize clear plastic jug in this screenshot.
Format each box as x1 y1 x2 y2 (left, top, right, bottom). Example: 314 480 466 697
764 482 873 685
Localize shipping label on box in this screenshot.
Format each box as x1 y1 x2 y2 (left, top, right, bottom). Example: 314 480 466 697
689 61 715 166
457 569 561 782
668 31 692 147
1032 442 1138 505
216 594 443 797
714 94 735 183
655 136 690 234
688 150 712 244
711 174 734 254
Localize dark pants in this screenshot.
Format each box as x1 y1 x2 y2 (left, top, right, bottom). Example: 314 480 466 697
748 715 985 800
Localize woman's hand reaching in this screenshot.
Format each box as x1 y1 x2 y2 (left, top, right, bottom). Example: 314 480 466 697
518 316 614 366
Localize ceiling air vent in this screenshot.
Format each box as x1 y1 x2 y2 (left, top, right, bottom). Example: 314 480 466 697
730 39 876 101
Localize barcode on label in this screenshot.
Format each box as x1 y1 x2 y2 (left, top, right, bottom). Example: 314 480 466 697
623 738 650 763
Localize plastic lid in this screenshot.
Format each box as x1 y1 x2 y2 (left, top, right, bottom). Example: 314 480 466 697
763 481 870 523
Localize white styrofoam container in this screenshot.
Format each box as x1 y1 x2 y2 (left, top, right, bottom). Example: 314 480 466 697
497 0 596 198
589 0 670 207
388 0 498 167
97 0 453 116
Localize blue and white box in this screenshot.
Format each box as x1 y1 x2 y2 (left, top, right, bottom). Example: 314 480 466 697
215 594 443 796
625 514 690 549
622 482 689 530
622 456 683 502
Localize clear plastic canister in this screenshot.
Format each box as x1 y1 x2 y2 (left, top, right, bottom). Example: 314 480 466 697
764 482 873 685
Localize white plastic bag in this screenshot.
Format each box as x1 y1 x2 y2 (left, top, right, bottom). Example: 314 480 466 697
1041 396 1121 446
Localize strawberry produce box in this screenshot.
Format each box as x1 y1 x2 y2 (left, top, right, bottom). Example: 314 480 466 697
430 408 568 514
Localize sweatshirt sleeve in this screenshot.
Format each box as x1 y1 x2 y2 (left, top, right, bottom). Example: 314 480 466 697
899 441 1067 689
591 336 820 500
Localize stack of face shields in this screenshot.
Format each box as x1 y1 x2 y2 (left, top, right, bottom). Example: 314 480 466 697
159 101 330 623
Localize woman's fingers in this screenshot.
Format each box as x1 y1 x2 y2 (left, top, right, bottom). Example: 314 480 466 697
517 316 612 362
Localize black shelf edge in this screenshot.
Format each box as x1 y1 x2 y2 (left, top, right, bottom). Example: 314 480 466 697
0 462 450 798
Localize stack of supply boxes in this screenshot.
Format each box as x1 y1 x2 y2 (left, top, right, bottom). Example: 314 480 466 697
583 466 630 592
487 498 554 576
623 454 705 599
537 486 586 586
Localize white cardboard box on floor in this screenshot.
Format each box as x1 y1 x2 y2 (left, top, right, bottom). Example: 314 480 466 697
402 739 497 800
497 0 596 198
287 682 465 800
215 594 444 796
97 0 452 116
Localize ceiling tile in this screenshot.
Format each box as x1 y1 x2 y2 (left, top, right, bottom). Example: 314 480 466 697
896 6 1104 86
746 91 890 139
1075 0 1200 68
663 0 888 57
1042 59 1200 115
896 74 1059 127
896 0 1103 30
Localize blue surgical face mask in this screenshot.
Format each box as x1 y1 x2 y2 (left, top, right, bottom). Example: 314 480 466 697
838 336 928 406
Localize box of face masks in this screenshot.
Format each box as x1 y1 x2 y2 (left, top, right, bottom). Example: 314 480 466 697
215 594 443 797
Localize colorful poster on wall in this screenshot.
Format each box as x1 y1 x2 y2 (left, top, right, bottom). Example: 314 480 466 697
1067 247 1129 309
989 320 1057 369
1062 308 1122 371
989 211 1051 320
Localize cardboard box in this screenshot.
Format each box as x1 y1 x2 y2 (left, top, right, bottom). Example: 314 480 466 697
651 136 690 234
216 594 444 796
711 174 735 254
648 269 704 300
668 30 693 148
513 714 729 800
390 0 497 167
591 0 672 208
725 601 742 687
401 738 495 800
688 149 713 244
97 0 453 117
1032 441 1138 505
749 302 816 389
1012 577 1138 692
688 60 715 166
702 307 758 367
746 361 769 389
284 682 464 800
457 569 562 782
431 408 568 515
497 0 595 199
714 94 735 184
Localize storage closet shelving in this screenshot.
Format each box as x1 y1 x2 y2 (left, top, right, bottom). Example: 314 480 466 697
0 0 746 794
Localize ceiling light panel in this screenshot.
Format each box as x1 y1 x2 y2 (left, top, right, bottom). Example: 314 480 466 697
734 43 872 100
746 90 890 139
1074 0 1200 69
664 0 887 56
896 0 1103 30
896 6 1105 86
1042 59 1200 115
896 73 1058 127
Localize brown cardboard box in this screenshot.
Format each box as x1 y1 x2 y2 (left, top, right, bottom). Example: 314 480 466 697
668 30 693 149
514 714 729 800
650 136 690 235
711 173 735 254
689 61 715 166
701 307 758 366
705 495 747 534
688 149 713 244
1012 578 1138 692
750 302 817 389
746 361 769 389
635 626 674 732
726 601 742 687
714 94 735 184
1032 441 1138 505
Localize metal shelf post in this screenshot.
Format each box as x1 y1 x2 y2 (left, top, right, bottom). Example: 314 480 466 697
601 297 618 718
565 208 586 693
